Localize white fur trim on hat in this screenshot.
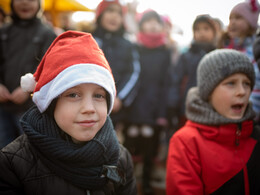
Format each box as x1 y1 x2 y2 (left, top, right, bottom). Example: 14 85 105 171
20 73 36 92
33 64 116 114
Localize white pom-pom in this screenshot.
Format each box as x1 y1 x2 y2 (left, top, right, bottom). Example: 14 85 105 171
20 73 36 92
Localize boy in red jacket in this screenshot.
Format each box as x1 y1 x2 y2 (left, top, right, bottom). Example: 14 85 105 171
166 49 260 195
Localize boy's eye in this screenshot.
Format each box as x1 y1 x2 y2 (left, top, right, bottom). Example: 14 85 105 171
243 81 251 87
226 81 234 86
66 93 79 98
94 93 106 99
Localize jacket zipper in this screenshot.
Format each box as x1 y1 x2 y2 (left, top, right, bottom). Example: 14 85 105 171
235 123 242 146
235 123 250 194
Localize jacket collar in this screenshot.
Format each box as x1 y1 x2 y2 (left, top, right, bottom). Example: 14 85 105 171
186 120 253 145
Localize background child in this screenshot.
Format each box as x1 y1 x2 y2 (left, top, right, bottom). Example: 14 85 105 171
166 49 260 194
212 17 224 44
0 0 56 149
0 31 137 194
161 14 180 66
167 14 216 130
123 9 171 195
92 0 140 131
218 0 260 123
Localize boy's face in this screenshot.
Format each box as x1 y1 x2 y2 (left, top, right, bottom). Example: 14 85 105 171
100 3 123 32
13 0 39 20
54 83 108 144
141 18 163 34
228 13 250 38
209 73 251 120
193 22 215 43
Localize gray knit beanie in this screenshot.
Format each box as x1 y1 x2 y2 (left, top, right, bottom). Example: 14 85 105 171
197 49 255 101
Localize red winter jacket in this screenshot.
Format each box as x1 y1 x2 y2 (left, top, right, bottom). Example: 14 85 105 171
166 120 260 195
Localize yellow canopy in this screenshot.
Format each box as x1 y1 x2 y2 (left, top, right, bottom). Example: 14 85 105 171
0 0 10 14
44 0 93 12
43 0 93 26
0 0 93 26
0 0 93 12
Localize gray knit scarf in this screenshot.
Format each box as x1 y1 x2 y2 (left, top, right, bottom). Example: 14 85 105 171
186 87 256 125
20 106 121 190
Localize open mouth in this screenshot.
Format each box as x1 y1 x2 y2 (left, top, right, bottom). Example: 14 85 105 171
231 104 244 111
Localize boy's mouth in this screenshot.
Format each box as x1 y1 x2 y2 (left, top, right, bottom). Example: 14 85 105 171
77 120 96 127
231 103 244 111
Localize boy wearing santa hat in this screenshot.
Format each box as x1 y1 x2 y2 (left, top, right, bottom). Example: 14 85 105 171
0 30 137 195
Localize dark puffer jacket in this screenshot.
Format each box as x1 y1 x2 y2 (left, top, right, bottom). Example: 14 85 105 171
0 135 137 195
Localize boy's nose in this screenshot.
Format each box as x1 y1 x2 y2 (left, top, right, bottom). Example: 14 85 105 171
237 84 246 95
81 97 95 113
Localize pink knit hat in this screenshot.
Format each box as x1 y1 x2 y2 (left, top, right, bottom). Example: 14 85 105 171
20 31 116 114
230 0 260 29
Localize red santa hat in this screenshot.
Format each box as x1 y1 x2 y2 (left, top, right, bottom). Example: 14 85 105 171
20 30 116 114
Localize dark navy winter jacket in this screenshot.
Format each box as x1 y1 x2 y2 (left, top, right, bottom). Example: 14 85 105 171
126 44 171 125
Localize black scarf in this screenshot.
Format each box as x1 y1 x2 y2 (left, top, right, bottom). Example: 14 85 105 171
20 106 121 190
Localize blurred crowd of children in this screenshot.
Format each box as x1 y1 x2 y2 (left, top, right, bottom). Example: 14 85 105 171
1 0 260 194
